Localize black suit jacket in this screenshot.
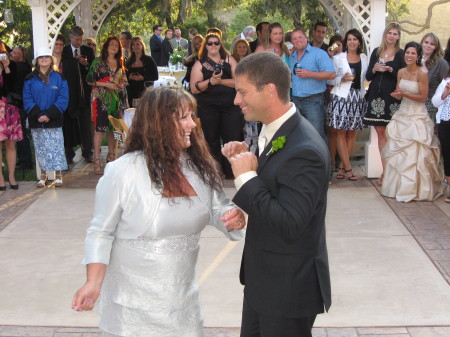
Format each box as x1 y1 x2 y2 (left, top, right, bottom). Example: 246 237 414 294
150 34 163 66
233 111 331 318
62 45 95 108
161 38 173 67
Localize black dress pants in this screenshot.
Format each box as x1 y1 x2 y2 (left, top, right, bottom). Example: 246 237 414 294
197 100 243 178
240 298 317 337
78 106 93 158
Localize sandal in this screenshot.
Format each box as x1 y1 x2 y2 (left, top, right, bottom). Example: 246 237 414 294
336 167 345 179
37 173 48 188
345 168 359 181
444 196 450 203
93 158 103 175
106 152 115 163
55 171 63 187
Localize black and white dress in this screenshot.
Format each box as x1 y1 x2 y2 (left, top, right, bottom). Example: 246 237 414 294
327 59 367 130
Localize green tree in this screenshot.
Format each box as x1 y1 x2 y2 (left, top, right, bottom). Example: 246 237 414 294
0 0 32 50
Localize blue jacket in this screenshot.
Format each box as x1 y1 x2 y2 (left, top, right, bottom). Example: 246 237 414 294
23 69 69 128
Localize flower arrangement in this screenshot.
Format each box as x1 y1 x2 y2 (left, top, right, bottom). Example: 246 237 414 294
169 49 187 65
267 136 286 156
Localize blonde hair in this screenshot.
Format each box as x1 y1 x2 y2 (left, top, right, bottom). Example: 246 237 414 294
378 22 401 57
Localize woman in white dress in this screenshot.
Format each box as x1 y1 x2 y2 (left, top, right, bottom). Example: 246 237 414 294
382 42 443 202
72 87 246 337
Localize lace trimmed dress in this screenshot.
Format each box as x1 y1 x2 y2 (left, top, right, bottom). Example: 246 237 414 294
381 79 444 202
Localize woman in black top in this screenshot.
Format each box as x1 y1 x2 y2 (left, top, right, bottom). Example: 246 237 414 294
125 37 158 106
190 33 243 179
363 22 405 185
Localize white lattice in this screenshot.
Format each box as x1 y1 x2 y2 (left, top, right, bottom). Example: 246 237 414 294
320 0 373 50
46 0 81 42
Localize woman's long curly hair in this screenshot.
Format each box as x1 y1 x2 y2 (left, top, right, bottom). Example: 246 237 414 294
125 86 222 197
421 32 444 71
100 35 125 70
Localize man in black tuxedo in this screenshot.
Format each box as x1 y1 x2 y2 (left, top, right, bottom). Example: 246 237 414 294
161 29 173 66
222 52 331 337
150 25 163 66
62 25 95 163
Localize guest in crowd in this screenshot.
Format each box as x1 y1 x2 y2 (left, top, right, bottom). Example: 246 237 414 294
327 34 343 58
10 45 33 170
232 38 251 63
382 42 443 202
421 32 449 122
62 25 95 164
255 22 290 64
0 41 22 190
23 47 68 188
310 21 329 51
161 29 174 67
120 31 132 61
171 27 189 51
249 21 269 53
327 29 368 181
231 25 256 49
52 35 65 72
444 37 450 66
72 86 245 336
190 33 242 179
289 28 336 141
325 34 344 173
432 69 450 202
183 34 203 86
150 25 163 66
125 36 158 107
363 22 405 185
187 28 198 56
83 38 97 56
87 36 128 175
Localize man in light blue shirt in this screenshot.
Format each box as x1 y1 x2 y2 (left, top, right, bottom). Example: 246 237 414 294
289 28 335 140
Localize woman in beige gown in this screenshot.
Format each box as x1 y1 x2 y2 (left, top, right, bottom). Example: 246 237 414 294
382 42 443 202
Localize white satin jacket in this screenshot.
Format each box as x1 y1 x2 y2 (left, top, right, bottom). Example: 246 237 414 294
84 151 244 265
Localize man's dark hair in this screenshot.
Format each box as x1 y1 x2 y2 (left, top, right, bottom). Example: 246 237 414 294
189 28 198 36
153 25 162 33
235 52 291 103
121 31 132 40
314 21 328 31
256 21 270 34
69 26 84 37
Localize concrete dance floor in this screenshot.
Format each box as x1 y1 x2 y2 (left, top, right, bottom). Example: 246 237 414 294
0 169 450 335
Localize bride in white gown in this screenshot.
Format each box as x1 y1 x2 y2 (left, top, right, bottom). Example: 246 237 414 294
72 87 246 337
381 41 444 202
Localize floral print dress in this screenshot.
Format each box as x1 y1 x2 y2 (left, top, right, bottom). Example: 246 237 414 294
0 70 23 141
87 58 128 132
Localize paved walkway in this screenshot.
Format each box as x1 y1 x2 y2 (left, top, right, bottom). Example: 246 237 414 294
1 156 450 337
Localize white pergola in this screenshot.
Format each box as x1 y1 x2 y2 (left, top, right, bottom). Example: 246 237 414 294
26 0 386 177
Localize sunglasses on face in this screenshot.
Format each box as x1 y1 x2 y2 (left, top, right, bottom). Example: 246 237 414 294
206 41 220 46
38 55 51 59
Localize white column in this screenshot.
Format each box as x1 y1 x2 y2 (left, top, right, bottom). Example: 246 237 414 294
365 0 386 178
76 0 94 38
27 0 50 51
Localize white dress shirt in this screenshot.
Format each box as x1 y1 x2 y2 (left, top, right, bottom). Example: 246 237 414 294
234 103 297 191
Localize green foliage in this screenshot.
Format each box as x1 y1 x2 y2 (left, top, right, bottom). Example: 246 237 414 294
386 0 411 22
0 0 32 52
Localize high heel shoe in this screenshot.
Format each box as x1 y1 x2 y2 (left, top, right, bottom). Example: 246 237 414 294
93 158 103 175
106 152 115 163
37 174 48 188
9 183 18 190
0 186 6 191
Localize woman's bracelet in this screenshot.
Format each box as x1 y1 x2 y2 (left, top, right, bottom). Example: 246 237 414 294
195 81 203 92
